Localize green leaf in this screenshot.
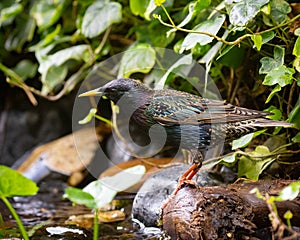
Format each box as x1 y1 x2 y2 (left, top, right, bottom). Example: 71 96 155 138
83 180 116 209
232 132 255 150
118 43 156 78
259 46 284 74
221 154 236 164
135 21 175 47
0 3 23 25
263 65 295 87
238 146 275 180
64 165 145 209
295 28 300 36
0 165 39 198
144 0 158 20
251 34 263 51
264 105 282 120
84 165 146 209
288 99 300 129
130 0 150 17
155 53 193 89
293 36 300 57
31 0 66 31
269 0 291 24
30 24 62 50
180 14 225 53
228 0 269 27
4 15 35 52
276 181 300 201
292 132 300 143
38 44 90 94
82 1 122 38
217 45 245 69
261 31 275 44
13 60 38 80
265 84 281 103
294 57 300 73
41 65 68 95
63 187 96 209
194 0 211 13
167 2 196 37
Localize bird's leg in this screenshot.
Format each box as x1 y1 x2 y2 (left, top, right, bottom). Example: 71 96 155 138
161 149 203 209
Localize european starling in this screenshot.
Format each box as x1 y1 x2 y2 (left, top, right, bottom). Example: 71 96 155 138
80 78 293 206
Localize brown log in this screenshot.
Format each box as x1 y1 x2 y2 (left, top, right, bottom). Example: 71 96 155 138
162 180 300 240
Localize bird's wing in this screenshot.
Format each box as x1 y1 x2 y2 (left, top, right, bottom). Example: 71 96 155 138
146 94 269 126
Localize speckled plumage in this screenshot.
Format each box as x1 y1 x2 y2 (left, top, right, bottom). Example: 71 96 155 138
86 78 292 151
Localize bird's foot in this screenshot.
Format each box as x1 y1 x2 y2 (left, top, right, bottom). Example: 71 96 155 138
161 162 202 210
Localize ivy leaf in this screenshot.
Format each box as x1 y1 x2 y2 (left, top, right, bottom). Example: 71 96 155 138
155 53 193 89
238 145 275 180
144 0 158 20
130 0 150 17
221 154 236 164
31 0 66 31
194 0 211 13
292 132 300 143
263 65 295 87
0 165 39 197
82 1 122 38
293 36 300 57
41 65 68 95
265 84 281 103
251 34 262 51
167 2 196 37
0 3 23 25
180 14 225 53
259 46 284 74
4 15 35 52
118 43 156 78
38 44 90 94
232 130 265 150
288 100 300 129
261 31 275 44
295 28 300 36
217 45 245 69
228 0 269 27
264 105 282 120
269 0 291 24
136 21 174 47
294 57 300 73
13 59 38 80
232 133 255 150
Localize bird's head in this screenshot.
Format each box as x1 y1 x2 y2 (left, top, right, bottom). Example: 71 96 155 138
79 78 151 103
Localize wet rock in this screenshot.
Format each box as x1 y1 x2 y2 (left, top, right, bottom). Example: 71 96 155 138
132 163 221 227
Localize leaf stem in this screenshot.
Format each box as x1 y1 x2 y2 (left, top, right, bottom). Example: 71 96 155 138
1 196 29 240
93 209 99 240
155 10 300 46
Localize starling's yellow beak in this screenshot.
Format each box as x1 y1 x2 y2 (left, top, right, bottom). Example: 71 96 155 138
79 88 102 97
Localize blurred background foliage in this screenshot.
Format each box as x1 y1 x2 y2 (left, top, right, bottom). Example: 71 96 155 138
0 0 300 177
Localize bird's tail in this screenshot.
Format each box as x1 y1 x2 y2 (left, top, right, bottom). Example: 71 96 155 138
251 118 294 128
